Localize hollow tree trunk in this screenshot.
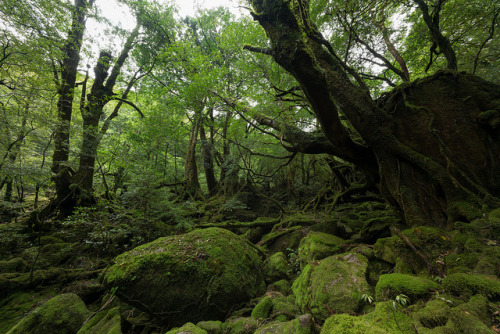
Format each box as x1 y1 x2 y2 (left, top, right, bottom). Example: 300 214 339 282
248 0 500 228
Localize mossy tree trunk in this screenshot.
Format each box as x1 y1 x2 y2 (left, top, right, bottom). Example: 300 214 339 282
51 0 95 217
247 0 500 228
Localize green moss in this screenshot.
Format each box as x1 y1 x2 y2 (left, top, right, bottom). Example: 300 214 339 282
77 306 121 334
166 322 208 334
268 279 291 295
252 296 273 319
102 228 265 326
254 314 314 334
373 227 451 275
0 290 56 333
292 253 371 321
196 320 223 334
442 273 500 300
0 257 28 273
297 232 344 268
270 295 300 321
223 317 258 334
320 302 416 333
7 293 90 334
446 295 494 333
414 299 451 328
264 252 290 283
375 273 440 301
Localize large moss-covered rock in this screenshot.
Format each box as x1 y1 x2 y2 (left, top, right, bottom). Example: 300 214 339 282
6 293 89 334
375 273 440 301
320 301 415 333
373 227 451 275
102 228 266 326
254 314 315 334
292 253 371 321
442 273 500 300
166 322 208 334
0 257 28 273
263 252 290 283
76 306 122 334
297 232 344 268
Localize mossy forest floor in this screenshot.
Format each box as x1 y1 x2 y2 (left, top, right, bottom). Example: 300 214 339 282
0 197 499 333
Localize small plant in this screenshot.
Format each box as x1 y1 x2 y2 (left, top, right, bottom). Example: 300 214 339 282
393 294 410 310
286 248 301 276
361 293 374 305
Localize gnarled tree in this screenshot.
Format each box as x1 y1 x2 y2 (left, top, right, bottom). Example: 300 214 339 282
246 0 500 228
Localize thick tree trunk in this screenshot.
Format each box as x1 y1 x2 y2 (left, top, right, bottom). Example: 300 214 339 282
248 0 500 228
50 0 95 217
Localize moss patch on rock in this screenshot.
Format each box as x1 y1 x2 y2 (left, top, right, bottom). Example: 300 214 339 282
375 273 440 301
320 301 416 333
373 227 451 275
102 228 266 326
166 322 208 334
292 253 371 322
297 232 344 268
6 293 89 334
264 252 290 283
77 306 121 334
254 314 315 334
442 273 500 300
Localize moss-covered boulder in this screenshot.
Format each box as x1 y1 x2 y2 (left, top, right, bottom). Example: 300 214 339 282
414 298 452 329
166 322 208 334
224 317 259 334
6 293 90 334
254 314 315 334
442 273 500 300
375 273 440 301
320 301 415 333
251 296 273 319
76 306 121 334
292 253 371 321
297 232 344 268
373 227 450 275
264 252 290 283
102 228 266 326
267 279 291 295
0 257 28 273
196 320 223 334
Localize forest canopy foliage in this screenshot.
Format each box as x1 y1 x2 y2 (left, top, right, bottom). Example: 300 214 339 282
0 0 499 228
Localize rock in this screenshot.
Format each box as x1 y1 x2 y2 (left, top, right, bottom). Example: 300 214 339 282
375 273 440 302
0 257 28 273
442 273 500 300
297 232 344 269
196 320 223 334
77 306 122 334
0 291 55 334
6 293 90 334
251 296 273 319
373 226 451 275
166 322 208 334
264 252 290 283
224 317 259 334
292 253 371 321
267 279 291 295
414 299 451 329
320 301 415 333
102 228 266 326
254 314 315 334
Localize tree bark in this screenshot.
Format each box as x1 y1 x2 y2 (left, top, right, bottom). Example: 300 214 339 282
248 0 500 228
51 0 95 216
199 109 218 196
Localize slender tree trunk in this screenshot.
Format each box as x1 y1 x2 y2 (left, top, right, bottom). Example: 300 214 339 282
200 109 218 196
185 114 202 199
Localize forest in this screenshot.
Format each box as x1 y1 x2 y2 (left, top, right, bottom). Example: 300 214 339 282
0 0 499 333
